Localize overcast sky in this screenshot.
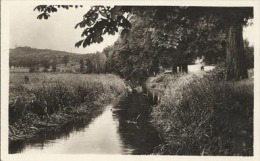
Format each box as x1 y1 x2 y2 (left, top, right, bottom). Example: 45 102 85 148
9 4 119 54
9 5 255 54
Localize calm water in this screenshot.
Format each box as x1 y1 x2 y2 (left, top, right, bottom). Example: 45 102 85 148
9 91 162 154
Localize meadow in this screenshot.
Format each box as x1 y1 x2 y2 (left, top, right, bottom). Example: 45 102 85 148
9 73 127 142
146 68 253 155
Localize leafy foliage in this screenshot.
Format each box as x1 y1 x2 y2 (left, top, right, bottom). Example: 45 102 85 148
35 6 252 47
34 5 132 47
34 6 253 80
103 15 160 82
103 11 228 81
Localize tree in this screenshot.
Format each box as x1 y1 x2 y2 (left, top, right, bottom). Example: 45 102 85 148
35 5 253 80
80 58 84 72
40 59 51 69
218 8 252 80
141 7 253 77
244 39 254 69
102 45 114 57
85 58 93 73
105 15 162 81
62 55 69 66
95 52 107 73
51 58 57 72
182 15 226 65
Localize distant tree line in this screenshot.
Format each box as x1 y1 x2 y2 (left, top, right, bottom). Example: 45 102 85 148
9 47 108 74
79 52 107 73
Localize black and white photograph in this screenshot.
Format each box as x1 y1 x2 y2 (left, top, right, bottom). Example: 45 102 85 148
1 0 259 161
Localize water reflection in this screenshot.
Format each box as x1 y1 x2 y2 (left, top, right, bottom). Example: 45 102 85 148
113 91 162 154
9 91 161 154
9 115 100 153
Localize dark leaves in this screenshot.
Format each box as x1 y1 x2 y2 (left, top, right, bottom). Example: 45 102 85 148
51 7 57 12
37 13 43 19
99 11 107 17
92 13 98 19
43 14 49 19
37 13 50 20
36 5 131 48
75 23 80 29
110 6 124 20
34 5 47 12
86 19 93 27
75 19 93 29
75 39 84 48
120 28 130 39
83 37 91 48
34 5 74 20
61 5 69 10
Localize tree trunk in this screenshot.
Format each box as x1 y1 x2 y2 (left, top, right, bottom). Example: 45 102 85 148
182 63 188 73
179 65 182 73
226 24 248 80
172 65 177 74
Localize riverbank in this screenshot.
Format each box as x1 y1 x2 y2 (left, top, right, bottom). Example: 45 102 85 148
146 69 253 155
9 73 127 144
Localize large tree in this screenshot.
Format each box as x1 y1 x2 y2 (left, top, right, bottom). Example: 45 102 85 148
34 5 253 80
106 15 158 81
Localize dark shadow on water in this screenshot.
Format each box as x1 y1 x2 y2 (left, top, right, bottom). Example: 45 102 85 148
113 90 162 154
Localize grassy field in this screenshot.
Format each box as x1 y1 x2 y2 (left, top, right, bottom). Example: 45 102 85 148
146 69 253 156
9 73 127 142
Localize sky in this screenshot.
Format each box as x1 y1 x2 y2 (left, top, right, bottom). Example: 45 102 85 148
9 4 119 54
9 4 255 54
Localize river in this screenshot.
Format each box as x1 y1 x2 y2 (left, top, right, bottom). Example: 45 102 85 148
9 90 162 154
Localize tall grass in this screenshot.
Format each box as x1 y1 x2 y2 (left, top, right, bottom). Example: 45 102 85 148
9 73 126 141
147 69 253 155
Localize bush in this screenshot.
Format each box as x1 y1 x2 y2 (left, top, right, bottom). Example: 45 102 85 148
149 69 253 155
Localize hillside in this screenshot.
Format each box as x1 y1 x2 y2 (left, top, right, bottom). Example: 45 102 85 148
9 46 92 67
9 47 108 73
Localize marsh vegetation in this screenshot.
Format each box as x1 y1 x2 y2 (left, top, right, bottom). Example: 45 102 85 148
9 73 126 142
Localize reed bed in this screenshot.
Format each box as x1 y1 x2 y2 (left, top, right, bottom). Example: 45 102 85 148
9 73 127 142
